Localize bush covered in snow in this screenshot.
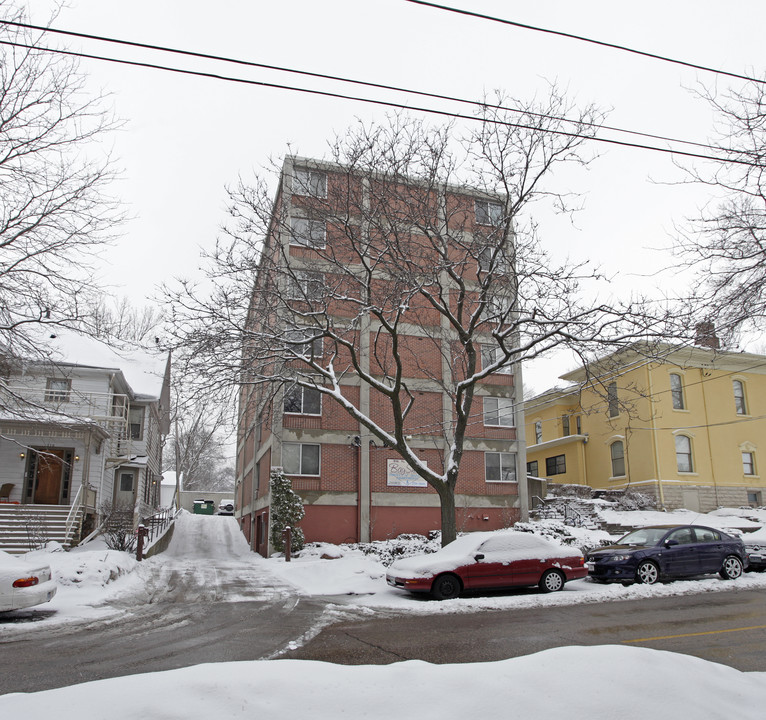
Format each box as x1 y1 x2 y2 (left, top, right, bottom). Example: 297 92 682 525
316 532 442 567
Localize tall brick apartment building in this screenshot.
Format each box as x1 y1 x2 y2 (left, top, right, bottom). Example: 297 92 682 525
235 156 528 554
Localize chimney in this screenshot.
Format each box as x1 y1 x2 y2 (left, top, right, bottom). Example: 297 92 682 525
695 321 720 350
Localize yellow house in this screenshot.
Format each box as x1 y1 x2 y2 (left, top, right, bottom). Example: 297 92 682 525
525 343 766 511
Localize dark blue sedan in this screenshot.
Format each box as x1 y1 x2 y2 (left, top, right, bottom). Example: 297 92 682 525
585 525 746 585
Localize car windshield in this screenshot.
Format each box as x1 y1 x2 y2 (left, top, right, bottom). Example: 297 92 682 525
617 528 669 546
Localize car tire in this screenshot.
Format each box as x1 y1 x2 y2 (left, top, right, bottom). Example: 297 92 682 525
431 574 461 600
719 555 744 580
636 560 660 585
539 569 565 593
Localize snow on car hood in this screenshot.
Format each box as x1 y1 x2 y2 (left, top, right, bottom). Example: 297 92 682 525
388 531 578 579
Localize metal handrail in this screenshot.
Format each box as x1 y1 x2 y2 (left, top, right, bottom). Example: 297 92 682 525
64 484 84 541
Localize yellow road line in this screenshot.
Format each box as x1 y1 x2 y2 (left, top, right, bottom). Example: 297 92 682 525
624 625 766 644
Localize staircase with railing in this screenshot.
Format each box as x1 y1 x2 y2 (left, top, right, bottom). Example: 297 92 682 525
0 504 84 554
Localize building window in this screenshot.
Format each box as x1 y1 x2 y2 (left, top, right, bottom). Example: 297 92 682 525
481 345 513 375
607 382 618 418
128 406 144 440
562 416 570 437
545 454 566 476
282 442 320 475
290 217 326 248
610 440 626 477
733 380 747 415
747 491 762 505
485 451 517 482
575 415 582 434
670 373 685 410
475 199 503 226
285 327 323 358
287 270 323 300
534 421 542 444
293 168 327 198
527 460 538 476
119 472 134 492
478 246 510 274
675 435 693 473
742 451 755 476
284 386 321 415
45 378 71 402
483 397 514 427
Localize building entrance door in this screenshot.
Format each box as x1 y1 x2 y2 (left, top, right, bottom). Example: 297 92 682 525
34 450 66 504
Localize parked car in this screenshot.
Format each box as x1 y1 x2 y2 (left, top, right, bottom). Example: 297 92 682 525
744 536 766 572
0 550 57 612
386 530 587 600
218 500 235 516
585 525 746 585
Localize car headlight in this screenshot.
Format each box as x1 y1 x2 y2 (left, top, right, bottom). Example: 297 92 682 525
610 554 633 562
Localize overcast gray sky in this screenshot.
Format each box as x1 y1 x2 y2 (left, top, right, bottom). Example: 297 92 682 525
29 0 766 391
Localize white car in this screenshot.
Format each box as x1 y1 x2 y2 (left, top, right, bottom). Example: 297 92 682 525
218 500 235 516
0 550 57 612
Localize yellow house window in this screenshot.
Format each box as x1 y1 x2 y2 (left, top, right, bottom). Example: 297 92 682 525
742 452 755 476
733 380 747 415
610 441 626 477
670 373 685 410
675 435 693 473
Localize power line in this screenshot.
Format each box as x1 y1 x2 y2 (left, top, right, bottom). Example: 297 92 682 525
405 0 765 86
0 37 759 169
0 18 728 156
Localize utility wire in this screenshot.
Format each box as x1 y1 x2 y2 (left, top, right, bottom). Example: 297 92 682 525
0 37 759 168
405 0 765 86
0 18 728 156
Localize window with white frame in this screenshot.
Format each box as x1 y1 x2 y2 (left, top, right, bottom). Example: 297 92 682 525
670 373 685 410
287 270 323 300
282 442 320 475
485 451 517 482
742 451 756 476
284 386 321 415
483 396 514 427
481 344 513 374
610 440 626 477
45 378 71 402
733 380 748 415
128 406 144 440
285 327 323 358
675 434 693 473
293 168 327 198
534 420 542 444
290 217 326 248
562 415 571 437
475 199 503 226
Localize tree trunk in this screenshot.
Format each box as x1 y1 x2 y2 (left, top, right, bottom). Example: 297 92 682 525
437 484 457 546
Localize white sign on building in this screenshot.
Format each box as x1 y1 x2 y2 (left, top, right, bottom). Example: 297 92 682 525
386 458 428 487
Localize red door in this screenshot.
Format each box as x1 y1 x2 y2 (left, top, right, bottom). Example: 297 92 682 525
34 450 65 504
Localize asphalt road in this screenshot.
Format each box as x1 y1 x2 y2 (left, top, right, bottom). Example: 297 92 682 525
284 588 766 671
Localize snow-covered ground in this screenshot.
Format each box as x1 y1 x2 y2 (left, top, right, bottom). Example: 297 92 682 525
3 507 766 715
2 645 765 720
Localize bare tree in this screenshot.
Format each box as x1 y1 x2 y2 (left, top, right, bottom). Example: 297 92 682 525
0 1 121 363
675 78 766 341
167 396 234 492
166 94 676 545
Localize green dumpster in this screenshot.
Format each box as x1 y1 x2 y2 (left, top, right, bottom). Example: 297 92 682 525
193 499 216 515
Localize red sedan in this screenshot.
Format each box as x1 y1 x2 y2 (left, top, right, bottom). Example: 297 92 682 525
386 530 587 600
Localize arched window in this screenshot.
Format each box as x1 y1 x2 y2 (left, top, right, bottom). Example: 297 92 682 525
733 380 747 415
675 435 693 473
610 440 625 477
670 373 685 410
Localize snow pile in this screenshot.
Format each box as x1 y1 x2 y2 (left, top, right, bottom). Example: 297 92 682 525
28 541 139 589
597 507 762 533
1 646 765 720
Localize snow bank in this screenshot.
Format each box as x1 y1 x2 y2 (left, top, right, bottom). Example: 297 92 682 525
1 646 764 720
